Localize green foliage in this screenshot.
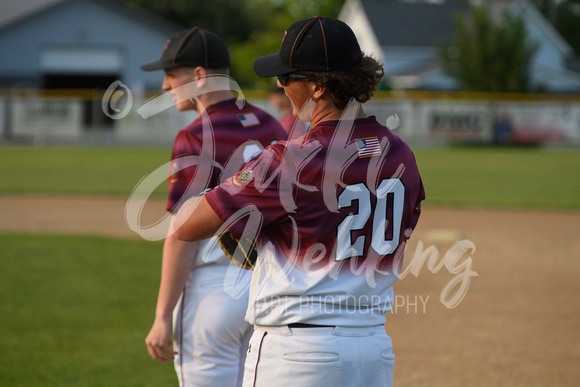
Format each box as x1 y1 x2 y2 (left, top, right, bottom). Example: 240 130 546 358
123 0 344 88
438 6 539 92
532 0 580 55
550 0 580 56
125 0 254 44
0 233 173 386
230 0 344 88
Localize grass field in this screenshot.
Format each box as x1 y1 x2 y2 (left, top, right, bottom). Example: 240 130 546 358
0 144 579 385
415 145 580 210
0 146 170 198
0 233 176 386
0 145 579 210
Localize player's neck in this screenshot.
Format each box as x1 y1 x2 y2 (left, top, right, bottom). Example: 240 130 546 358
309 99 364 128
196 90 235 115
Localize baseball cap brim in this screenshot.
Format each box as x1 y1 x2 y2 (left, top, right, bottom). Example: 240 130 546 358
253 53 295 78
140 60 180 72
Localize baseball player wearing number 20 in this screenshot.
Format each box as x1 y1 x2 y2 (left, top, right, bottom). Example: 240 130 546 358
140 27 286 387
175 17 425 387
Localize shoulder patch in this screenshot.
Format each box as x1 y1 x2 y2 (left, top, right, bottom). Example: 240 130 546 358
355 137 382 158
232 166 255 187
237 113 260 127
169 161 179 183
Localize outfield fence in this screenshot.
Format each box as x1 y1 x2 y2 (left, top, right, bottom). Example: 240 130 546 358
1 88 579 147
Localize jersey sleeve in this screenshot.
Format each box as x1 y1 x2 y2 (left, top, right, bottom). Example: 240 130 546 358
410 177 425 232
205 144 295 240
166 130 208 212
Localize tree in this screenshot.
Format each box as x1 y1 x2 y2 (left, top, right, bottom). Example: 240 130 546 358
230 0 343 89
124 0 254 44
532 0 580 56
530 0 558 17
124 0 344 88
438 5 538 92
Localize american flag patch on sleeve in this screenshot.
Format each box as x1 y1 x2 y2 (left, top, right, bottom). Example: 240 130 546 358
355 137 382 158
237 113 260 127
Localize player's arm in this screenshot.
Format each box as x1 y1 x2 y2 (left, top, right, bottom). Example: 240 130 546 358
174 195 223 242
145 214 198 362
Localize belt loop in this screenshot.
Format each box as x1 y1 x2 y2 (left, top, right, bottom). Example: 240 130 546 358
252 331 268 387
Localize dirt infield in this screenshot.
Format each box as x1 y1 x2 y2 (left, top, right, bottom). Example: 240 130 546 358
1 196 578 386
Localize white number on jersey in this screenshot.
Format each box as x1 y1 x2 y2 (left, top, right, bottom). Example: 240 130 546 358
336 178 405 260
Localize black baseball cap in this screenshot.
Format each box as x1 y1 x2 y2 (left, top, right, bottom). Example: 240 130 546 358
141 27 230 71
253 16 363 78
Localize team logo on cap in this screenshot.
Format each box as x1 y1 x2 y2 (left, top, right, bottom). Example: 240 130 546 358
233 166 255 187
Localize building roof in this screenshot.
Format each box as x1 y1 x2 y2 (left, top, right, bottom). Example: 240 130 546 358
508 0 572 57
0 0 66 30
0 0 183 33
360 0 471 47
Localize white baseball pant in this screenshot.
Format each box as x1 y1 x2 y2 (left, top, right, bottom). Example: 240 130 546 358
173 265 253 387
243 324 394 387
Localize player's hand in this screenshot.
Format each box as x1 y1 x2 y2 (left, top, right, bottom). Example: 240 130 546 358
145 316 178 362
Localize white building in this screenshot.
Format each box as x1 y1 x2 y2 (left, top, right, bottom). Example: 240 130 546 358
339 0 580 93
0 0 183 91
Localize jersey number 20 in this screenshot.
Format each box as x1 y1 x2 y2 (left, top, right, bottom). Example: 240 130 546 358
336 178 404 260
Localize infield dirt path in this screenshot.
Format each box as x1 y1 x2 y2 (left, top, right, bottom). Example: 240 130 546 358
1 196 579 386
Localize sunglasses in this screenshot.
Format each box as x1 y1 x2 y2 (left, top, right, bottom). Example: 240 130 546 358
277 73 308 86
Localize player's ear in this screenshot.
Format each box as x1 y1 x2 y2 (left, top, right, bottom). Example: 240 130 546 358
305 77 326 100
193 66 207 83
310 81 326 100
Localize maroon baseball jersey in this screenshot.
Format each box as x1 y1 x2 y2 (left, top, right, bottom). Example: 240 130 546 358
205 115 425 327
166 98 287 212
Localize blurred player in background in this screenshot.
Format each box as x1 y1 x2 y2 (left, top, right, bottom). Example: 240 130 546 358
174 17 425 386
268 86 308 138
140 27 286 386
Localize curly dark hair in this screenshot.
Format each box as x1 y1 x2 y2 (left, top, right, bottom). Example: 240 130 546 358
299 55 385 110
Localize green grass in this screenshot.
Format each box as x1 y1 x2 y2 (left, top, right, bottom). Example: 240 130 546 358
1 144 579 209
0 233 176 386
0 146 170 198
412 146 580 210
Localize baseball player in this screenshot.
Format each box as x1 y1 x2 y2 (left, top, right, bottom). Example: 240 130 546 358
174 17 425 387
140 27 287 387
